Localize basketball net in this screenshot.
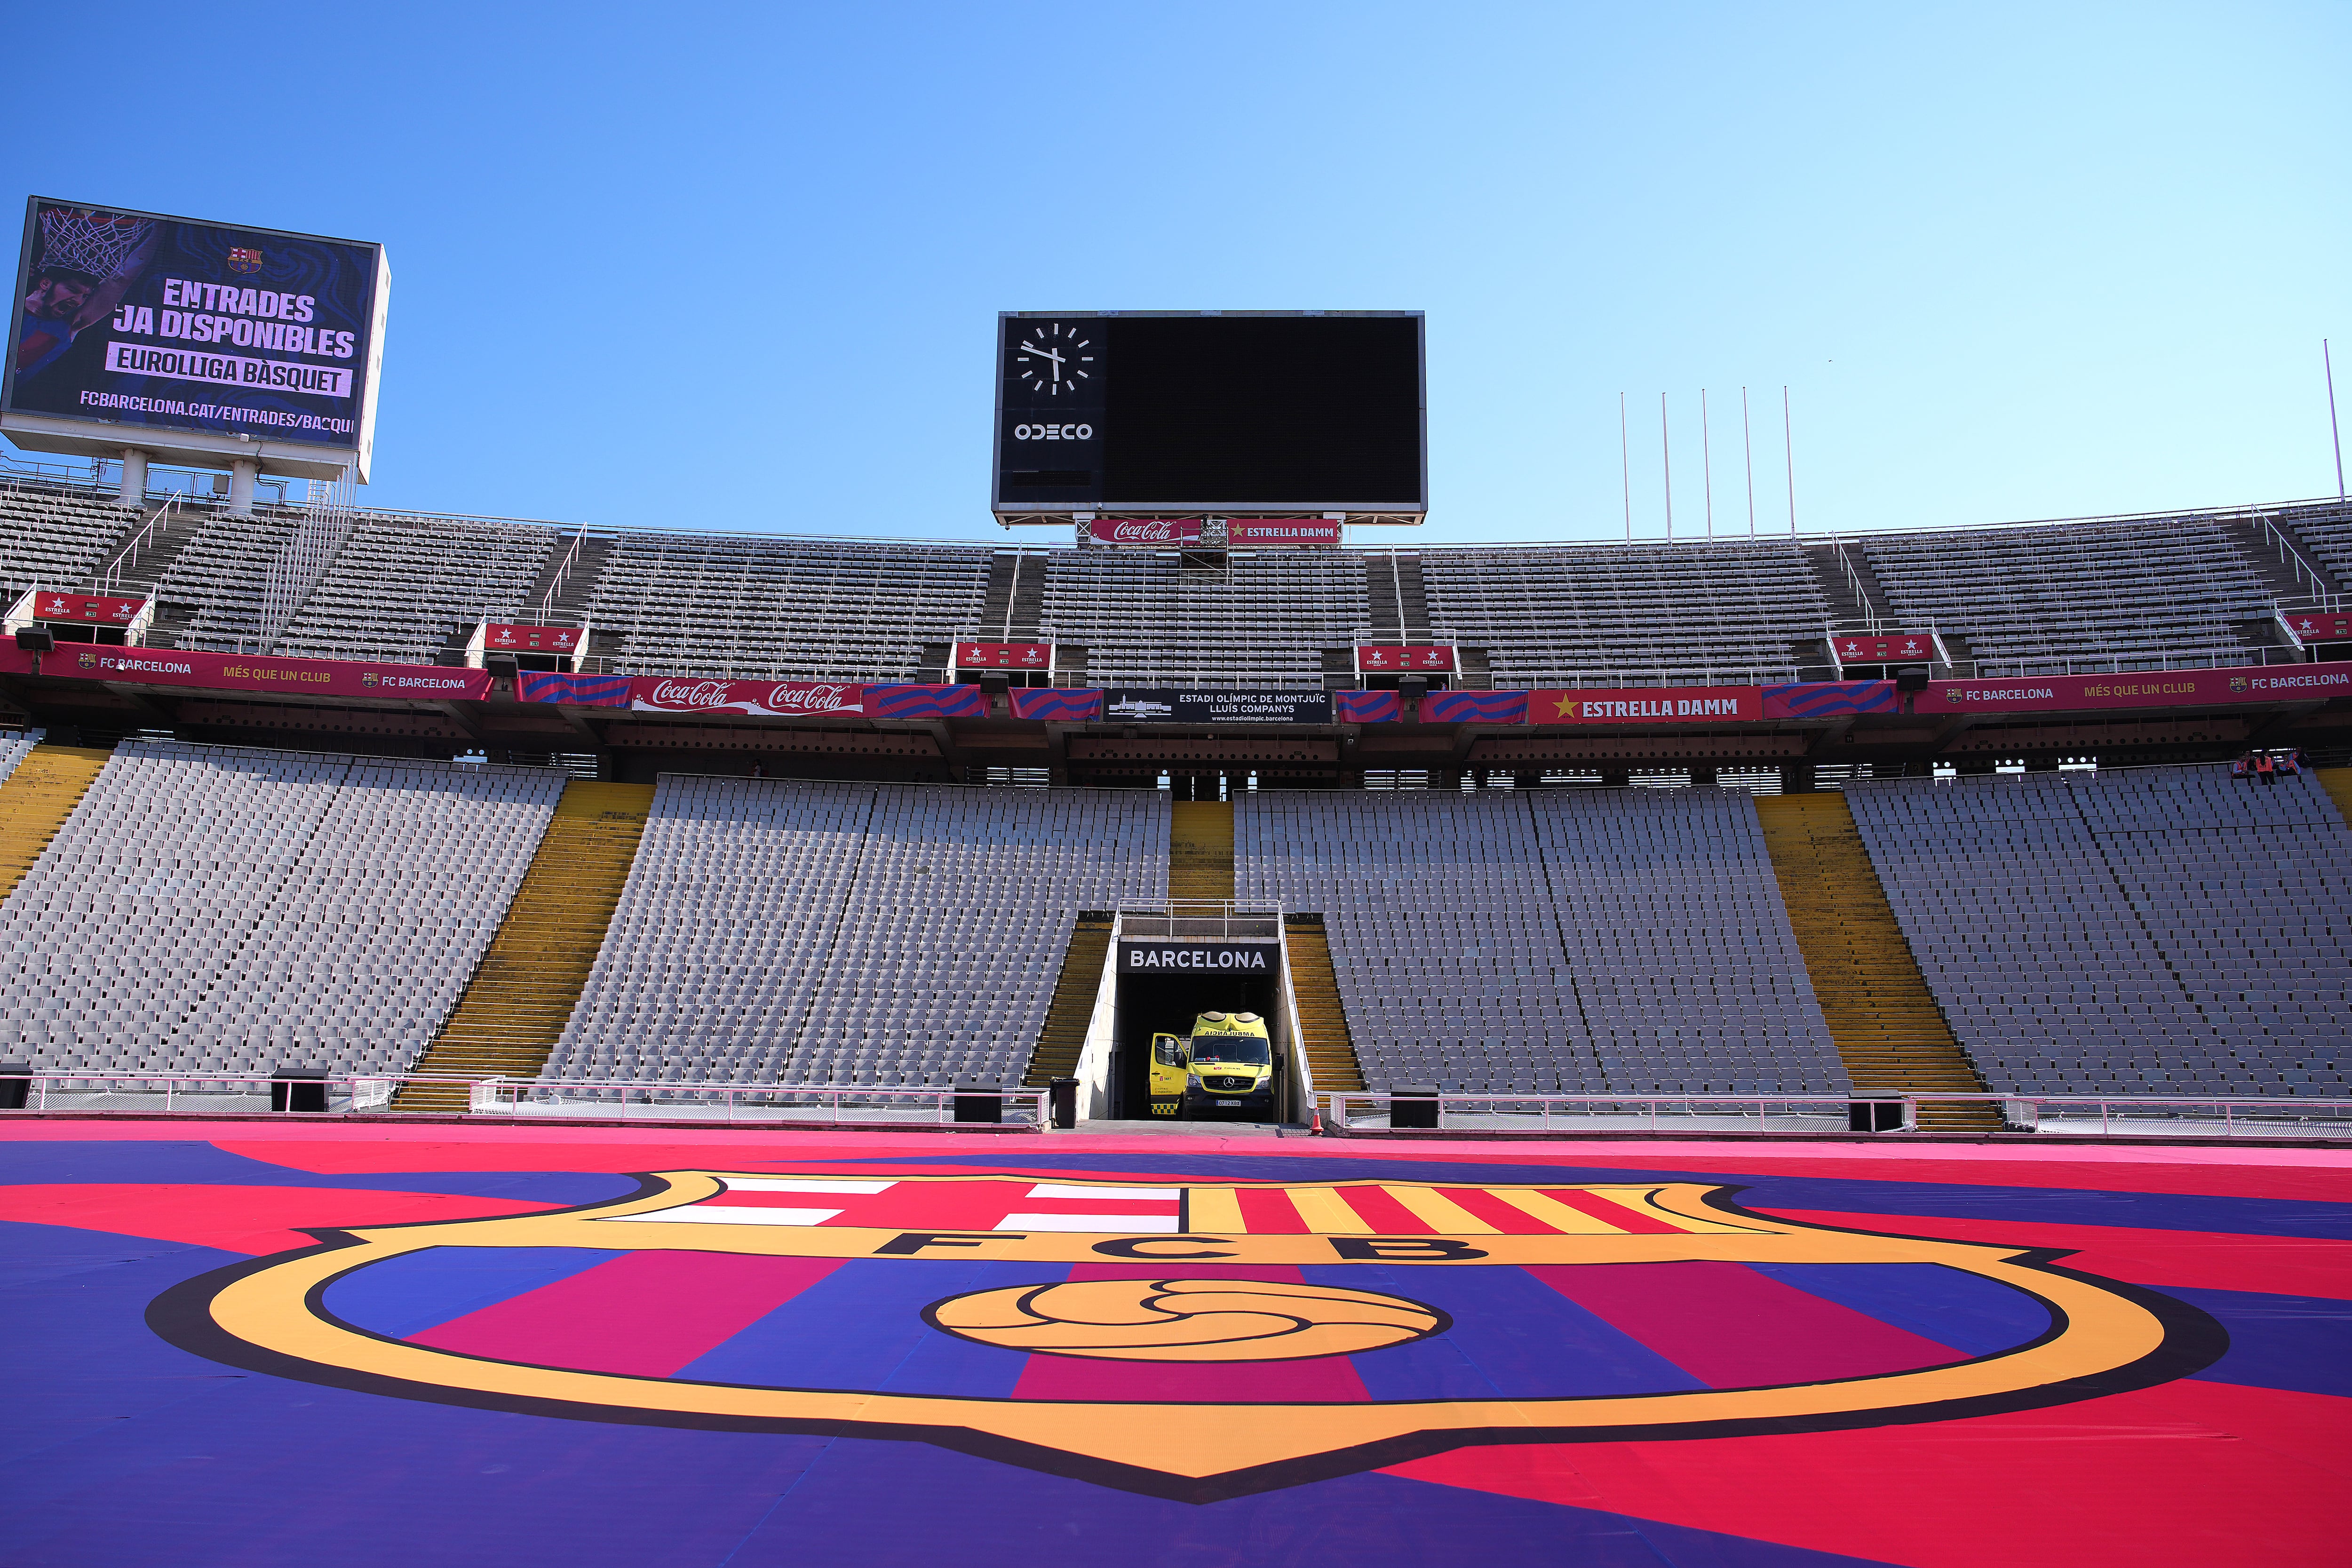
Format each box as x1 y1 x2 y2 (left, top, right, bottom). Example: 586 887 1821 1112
39 209 153 281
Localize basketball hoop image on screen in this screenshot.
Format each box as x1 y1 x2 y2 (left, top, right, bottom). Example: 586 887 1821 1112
16 207 156 384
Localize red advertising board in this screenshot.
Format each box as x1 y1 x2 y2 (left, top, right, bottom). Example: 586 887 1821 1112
954 641 1053 670
1529 686 1762 723
0 642 492 700
1081 517 1342 548
482 622 582 654
1355 645 1455 674
627 677 867 718
1915 663 2352 714
16 591 149 627
1230 518 1343 546
2281 611 2352 645
1832 631 1939 664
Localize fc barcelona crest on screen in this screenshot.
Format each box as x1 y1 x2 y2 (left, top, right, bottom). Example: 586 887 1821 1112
153 1171 2220 1502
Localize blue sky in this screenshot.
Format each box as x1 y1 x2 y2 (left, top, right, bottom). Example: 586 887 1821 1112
10 2 2348 543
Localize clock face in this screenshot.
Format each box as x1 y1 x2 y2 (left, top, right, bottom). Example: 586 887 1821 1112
1011 321 1096 398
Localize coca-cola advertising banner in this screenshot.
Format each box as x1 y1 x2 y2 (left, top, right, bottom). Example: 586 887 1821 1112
954 641 1052 670
0 642 492 700
628 677 867 718
1355 644 1455 673
1080 517 1343 549
1914 663 2352 714
1530 687 1761 723
1832 631 1939 665
12 590 148 627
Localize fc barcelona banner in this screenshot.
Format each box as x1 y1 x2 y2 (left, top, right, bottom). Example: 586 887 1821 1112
1764 681 1898 719
0 641 489 701
1012 687 1104 722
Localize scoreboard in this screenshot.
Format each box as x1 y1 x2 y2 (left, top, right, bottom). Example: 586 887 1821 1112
993 311 1424 519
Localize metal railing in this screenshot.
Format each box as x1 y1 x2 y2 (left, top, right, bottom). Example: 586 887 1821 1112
0 1068 1048 1126
1320 1090 2352 1138
2254 512 2344 607
1114 900 1284 939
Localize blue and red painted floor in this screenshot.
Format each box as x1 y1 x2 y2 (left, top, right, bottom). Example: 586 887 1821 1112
2 1123 2346 1566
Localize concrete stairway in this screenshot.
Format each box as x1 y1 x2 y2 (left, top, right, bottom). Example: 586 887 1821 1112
1168 801 1236 900
1023 915 1113 1087
396 782 653 1110
1754 793 2000 1132
0 746 112 905
2318 767 2352 830
1284 915 1364 1095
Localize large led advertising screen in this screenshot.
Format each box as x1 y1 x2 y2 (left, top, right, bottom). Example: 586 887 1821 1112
993 311 1424 515
5 199 388 479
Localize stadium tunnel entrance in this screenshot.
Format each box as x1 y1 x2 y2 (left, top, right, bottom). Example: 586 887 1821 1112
1110 943 1285 1121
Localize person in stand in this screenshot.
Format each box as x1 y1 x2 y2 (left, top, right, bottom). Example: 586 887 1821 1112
2254 751 2276 786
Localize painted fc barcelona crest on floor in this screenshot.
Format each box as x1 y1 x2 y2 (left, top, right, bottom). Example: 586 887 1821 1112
153 1170 2221 1501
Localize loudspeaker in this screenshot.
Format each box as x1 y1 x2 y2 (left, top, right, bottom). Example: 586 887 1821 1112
0 1060 30 1111
1049 1076 1079 1130
484 653 519 680
271 1067 328 1114
954 1081 1003 1123
1895 665 1931 692
1398 675 1429 702
14 627 55 653
1391 1084 1440 1129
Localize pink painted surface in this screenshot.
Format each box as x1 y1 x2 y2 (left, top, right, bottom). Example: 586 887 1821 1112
409 1250 845 1377
1528 1261 1965 1388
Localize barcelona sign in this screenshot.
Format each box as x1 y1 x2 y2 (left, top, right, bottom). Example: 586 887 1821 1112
155 1170 2215 1502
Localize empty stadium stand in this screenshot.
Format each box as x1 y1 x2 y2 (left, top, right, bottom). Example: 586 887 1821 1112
1756 792 1996 1130
0 737 107 905
541 778 1167 1090
271 511 559 664
589 533 996 681
1857 517 2277 676
0 483 134 604
1236 790 1845 1096
398 781 655 1109
0 741 562 1082
1042 549 1367 688
1419 539 1831 687
1845 764 2352 1096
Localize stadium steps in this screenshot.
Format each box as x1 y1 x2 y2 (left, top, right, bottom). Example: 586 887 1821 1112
1284 914 1364 1095
1169 801 1237 900
1753 792 2000 1132
395 782 654 1110
0 746 113 905
1024 915 1114 1087
2319 767 2352 830
2235 515 2344 598
1366 552 1431 638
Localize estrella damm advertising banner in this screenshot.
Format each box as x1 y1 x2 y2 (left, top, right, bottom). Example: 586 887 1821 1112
6 198 388 474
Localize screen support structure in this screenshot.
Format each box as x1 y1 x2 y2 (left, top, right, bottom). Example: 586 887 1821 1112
995 510 1425 529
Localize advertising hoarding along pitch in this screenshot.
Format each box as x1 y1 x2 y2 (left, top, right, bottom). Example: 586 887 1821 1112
1832 632 1939 665
1914 664 2351 713
1532 687 1762 723
1103 690 1335 724
4 199 388 480
1355 645 1455 674
954 641 1052 670
0 642 489 700
1079 518 1343 549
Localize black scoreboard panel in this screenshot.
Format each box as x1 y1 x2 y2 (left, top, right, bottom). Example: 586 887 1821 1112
993 311 1425 513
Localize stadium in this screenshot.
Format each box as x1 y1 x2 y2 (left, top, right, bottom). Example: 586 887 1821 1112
5 21 2350 1563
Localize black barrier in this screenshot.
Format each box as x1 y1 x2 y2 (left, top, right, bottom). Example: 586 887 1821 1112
1849 1092 1906 1132
1391 1084 1439 1129
0 1060 28 1111
954 1081 1003 1124
271 1067 327 1114
1049 1077 1079 1130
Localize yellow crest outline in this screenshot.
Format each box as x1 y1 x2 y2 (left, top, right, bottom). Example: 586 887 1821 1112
150 1170 2225 1502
